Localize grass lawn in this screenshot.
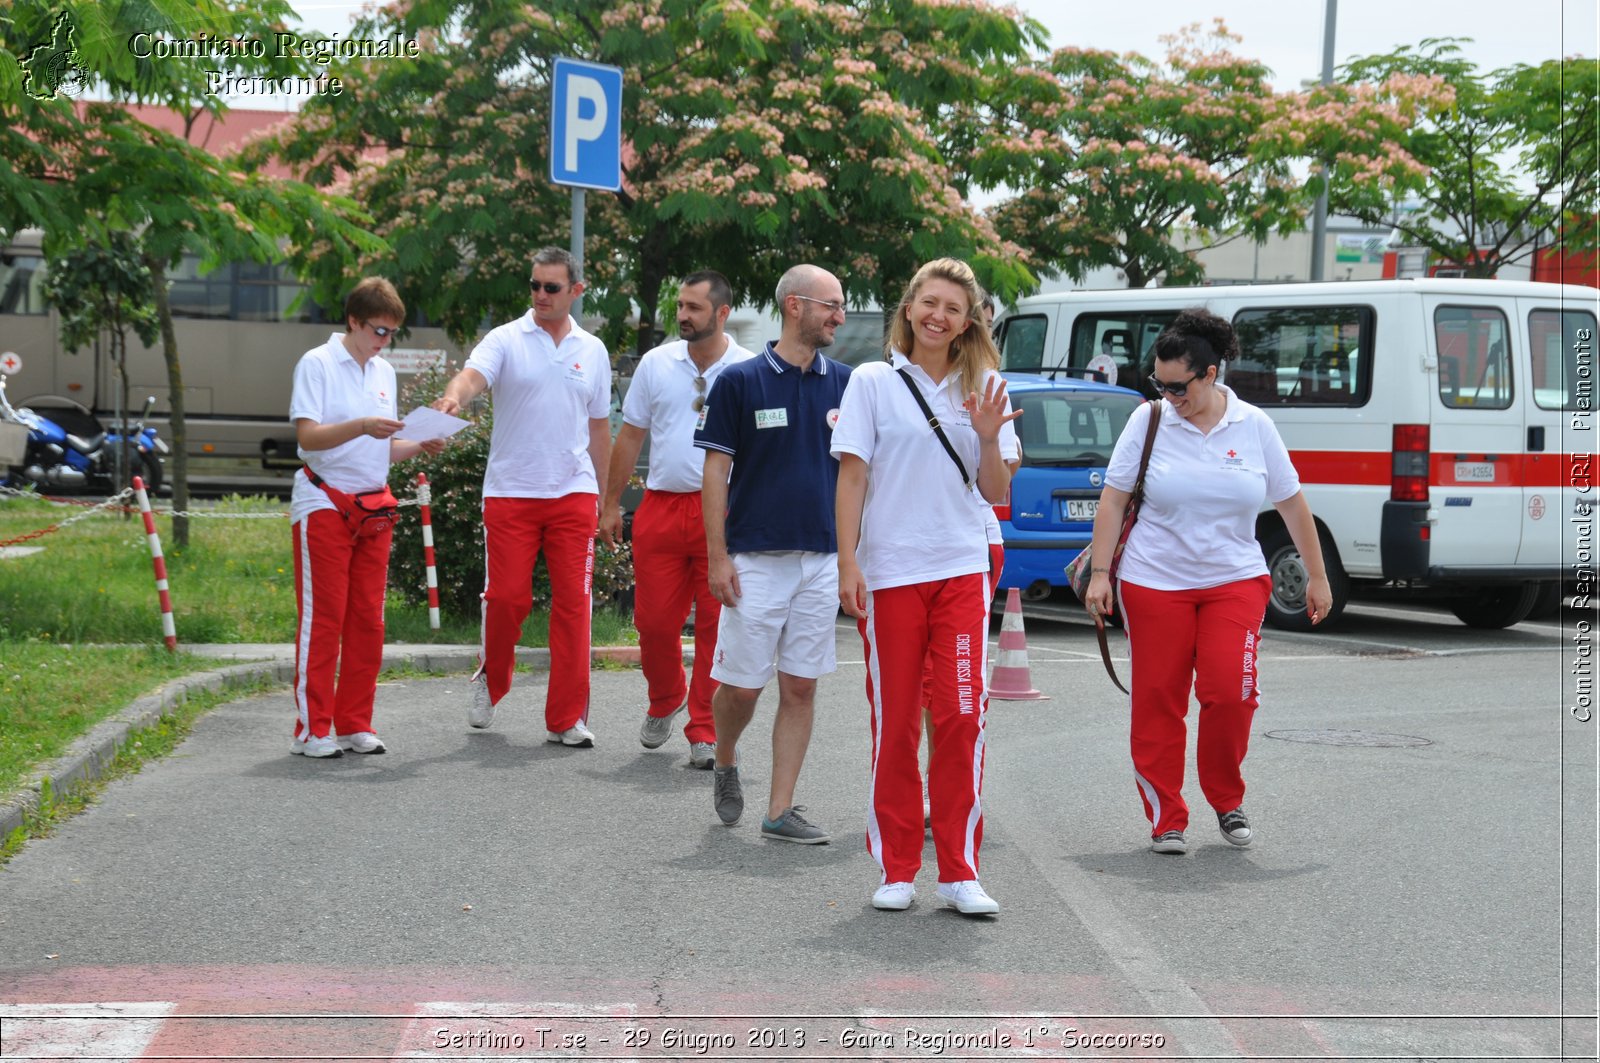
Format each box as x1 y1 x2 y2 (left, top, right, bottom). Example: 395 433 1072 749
0 492 637 801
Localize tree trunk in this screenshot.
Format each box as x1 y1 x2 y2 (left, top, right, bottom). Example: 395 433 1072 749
146 257 190 548
633 225 670 363
1123 261 1149 289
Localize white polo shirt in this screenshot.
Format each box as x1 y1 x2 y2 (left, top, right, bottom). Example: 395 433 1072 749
622 336 754 492
831 357 1019 592
1107 385 1301 592
288 334 398 524
466 310 612 499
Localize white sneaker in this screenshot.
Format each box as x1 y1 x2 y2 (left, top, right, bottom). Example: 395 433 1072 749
688 742 716 770
936 879 999 915
547 720 595 747
290 734 343 758
639 703 684 749
467 677 496 730
337 731 387 755
872 882 916 911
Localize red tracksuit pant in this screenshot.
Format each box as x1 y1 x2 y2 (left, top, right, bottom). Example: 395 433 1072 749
632 489 719 744
860 572 991 884
921 544 1004 708
292 509 392 741
480 494 596 731
1119 575 1272 836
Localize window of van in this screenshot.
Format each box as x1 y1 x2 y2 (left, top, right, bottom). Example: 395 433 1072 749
0 252 47 315
1434 306 1512 409
1067 312 1175 391
999 314 1049 371
1529 308 1596 411
1230 305 1373 406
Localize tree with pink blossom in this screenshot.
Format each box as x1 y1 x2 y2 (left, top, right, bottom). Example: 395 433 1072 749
265 0 1046 357
1332 39 1596 278
973 22 1445 289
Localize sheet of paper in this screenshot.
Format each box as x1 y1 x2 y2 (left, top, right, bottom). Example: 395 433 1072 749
394 405 471 441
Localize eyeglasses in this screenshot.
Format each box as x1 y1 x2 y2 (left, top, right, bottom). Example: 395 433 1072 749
793 294 846 316
366 323 398 338
1148 372 1201 397
691 374 707 412
530 281 568 295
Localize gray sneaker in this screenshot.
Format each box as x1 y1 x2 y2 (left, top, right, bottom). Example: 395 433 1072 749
760 805 830 845
639 703 684 749
467 676 495 730
712 765 743 825
1150 829 1187 855
688 742 716 770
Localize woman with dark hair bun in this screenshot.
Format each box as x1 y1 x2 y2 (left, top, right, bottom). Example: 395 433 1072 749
1082 307 1331 855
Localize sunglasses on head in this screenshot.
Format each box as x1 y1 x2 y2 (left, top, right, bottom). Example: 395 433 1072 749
1148 371 1201 397
366 323 398 338
691 374 707 412
530 281 568 295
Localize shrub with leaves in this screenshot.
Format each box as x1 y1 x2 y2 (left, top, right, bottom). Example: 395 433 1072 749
388 365 634 620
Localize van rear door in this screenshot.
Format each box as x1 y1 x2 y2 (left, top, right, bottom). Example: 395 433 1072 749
1520 300 1596 568
1425 297 1525 570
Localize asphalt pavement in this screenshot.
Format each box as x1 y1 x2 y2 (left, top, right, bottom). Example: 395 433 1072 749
0 601 1594 1061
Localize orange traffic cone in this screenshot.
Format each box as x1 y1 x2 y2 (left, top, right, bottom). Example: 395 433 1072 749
988 587 1048 701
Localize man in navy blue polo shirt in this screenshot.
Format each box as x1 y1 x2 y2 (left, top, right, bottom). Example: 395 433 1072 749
694 263 853 844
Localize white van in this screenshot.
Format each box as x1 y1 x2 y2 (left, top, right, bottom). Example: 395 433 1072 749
994 279 1596 630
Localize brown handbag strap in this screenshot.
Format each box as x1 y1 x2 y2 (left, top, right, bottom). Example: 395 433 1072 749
1097 400 1162 693
1095 616 1128 694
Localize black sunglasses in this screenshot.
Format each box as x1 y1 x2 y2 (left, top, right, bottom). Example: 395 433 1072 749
691 374 707 412
367 323 398 338
530 281 568 295
1148 371 1201 397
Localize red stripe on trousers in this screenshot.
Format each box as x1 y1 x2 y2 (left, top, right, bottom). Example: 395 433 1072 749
861 571 989 883
921 543 1003 708
291 509 392 741
1119 574 1271 836
632 489 720 744
480 494 596 730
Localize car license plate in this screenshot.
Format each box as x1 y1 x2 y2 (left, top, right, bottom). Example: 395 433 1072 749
1065 499 1098 520
1454 462 1496 483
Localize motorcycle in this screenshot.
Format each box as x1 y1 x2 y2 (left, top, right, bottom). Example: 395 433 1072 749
0 375 169 494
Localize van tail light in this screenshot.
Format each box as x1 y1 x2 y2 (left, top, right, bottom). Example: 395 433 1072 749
1392 423 1430 502
993 484 1011 523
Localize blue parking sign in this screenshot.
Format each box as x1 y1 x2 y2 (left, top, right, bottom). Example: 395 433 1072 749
550 57 623 192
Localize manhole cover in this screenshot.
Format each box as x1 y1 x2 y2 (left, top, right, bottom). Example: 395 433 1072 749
1265 728 1431 748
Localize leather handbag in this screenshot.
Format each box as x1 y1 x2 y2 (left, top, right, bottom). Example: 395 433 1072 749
1064 400 1161 692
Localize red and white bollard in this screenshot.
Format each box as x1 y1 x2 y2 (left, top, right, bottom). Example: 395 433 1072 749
417 472 440 630
132 475 177 652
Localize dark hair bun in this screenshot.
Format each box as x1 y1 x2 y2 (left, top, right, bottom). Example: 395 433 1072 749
1153 307 1239 370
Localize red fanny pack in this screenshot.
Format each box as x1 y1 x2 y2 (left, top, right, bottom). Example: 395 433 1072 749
304 467 398 539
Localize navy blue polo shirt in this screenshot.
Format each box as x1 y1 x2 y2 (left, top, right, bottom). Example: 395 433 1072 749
695 343 852 554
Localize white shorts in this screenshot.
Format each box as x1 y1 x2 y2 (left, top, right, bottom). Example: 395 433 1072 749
711 551 839 688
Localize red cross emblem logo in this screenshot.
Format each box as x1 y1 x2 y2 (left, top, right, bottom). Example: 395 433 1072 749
0 351 21 375
1227 449 1237 458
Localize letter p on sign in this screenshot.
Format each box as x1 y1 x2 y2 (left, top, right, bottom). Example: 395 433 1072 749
550 57 623 192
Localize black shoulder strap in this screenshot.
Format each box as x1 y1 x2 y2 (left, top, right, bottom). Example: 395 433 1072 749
896 366 971 489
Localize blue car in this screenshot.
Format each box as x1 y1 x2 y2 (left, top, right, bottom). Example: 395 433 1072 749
993 372 1146 600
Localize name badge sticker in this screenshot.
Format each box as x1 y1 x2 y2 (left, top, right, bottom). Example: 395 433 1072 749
696 406 709 431
755 408 788 429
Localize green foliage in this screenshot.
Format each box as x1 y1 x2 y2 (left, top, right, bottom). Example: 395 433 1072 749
388 367 636 620
977 22 1439 288
1335 40 1598 276
261 0 1044 355
40 231 159 353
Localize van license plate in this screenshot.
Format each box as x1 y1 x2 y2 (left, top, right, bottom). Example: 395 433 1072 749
1065 499 1099 520
1454 462 1496 483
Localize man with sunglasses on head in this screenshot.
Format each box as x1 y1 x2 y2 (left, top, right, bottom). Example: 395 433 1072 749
599 270 754 769
693 264 853 844
433 247 613 747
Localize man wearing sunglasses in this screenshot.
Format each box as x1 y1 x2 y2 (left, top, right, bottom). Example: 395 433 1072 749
693 264 853 844
599 271 754 770
433 247 613 747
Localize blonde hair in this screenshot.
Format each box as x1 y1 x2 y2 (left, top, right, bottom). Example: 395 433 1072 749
884 258 999 400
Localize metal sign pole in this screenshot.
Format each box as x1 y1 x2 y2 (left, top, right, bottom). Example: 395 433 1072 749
571 186 585 320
